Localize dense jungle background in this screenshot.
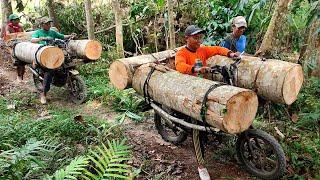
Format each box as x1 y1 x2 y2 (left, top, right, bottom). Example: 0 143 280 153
0 0 319 179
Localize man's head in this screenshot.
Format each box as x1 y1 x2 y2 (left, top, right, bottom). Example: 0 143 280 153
40 17 53 31
232 16 247 38
8 14 20 24
185 25 205 51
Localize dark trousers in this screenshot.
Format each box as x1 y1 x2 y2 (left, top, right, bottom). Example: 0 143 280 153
42 70 54 94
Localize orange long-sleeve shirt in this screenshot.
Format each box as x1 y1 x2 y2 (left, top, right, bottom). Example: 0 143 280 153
175 46 231 74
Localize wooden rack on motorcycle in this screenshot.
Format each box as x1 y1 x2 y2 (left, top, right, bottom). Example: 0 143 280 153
5 35 102 104
108 48 305 179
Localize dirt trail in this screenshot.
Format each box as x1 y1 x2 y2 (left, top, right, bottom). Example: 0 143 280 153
0 61 251 179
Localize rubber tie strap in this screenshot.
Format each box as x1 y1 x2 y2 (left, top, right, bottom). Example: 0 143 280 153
143 66 156 104
200 82 226 133
34 45 45 67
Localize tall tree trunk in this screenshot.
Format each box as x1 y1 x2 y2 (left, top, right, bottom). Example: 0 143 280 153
47 0 59 29
299 18 320 77
112 0 124 57
167 0 176 49
84 0 95 40
255 0 292 57
1 0 13 38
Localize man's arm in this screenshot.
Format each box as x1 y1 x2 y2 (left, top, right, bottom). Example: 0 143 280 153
31 31 45 43
175 51 193 74
205 46 238 59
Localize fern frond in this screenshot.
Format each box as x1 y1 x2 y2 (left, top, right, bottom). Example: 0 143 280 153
53 156 89 180
82 139 132 179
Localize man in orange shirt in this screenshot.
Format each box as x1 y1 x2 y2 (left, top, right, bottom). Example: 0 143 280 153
175 25 238 75
175 25 238 180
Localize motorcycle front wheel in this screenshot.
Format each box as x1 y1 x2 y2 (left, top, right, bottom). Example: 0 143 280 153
236 129 286 180
67 75 87 104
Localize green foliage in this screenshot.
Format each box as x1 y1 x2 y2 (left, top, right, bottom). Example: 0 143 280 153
293 77 320 130
0 138 59 179
47 156 89 180
83 139 132 179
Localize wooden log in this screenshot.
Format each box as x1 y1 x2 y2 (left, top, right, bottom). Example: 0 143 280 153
4 31 34 42
132 64 259 134
67 40 102 60
14 42 64 69
109 48 180 90
206 55 304 105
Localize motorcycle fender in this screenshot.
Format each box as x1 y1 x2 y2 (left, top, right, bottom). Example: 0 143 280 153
69 70 79 76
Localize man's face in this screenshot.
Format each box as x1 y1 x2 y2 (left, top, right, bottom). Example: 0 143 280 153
186 34 204 50
11 19 20 25
42 22 51 31
232 26 246 38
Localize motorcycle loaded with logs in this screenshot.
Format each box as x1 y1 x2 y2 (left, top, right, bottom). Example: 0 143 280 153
147 57 286 180
28 38 87 104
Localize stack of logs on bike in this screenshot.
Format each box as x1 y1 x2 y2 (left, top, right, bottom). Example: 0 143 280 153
13 38 102 69
109 48 304 134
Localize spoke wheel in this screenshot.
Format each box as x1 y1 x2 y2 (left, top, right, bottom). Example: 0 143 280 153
154 105 188 145
67 75 87 104
236 129 286 180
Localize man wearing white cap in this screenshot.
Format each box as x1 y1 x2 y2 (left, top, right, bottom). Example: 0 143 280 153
220 16 247 53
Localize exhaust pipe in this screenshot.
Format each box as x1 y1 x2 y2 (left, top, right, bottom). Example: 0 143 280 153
28 66 44 81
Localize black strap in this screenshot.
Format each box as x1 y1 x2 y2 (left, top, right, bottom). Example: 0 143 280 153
143 66 156 104
34 45 45 67
200 82 226 132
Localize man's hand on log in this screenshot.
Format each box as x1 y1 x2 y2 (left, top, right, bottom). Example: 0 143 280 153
194 66 210 74
229 52 239 58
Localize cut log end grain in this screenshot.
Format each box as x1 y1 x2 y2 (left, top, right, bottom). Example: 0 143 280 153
282 65 304 105
224 91 258 134
39 47 65 69
84 40 102 60
109 61 132 90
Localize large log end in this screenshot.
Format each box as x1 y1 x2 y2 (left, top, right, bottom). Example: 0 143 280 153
224 90 258 134
109 61 132 90
85 40 102 60
282 65 304 105
40 47 65 69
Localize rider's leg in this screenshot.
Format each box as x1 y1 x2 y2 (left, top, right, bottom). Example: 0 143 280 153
40 70 54 104
193 129 211 180
16 64 25 82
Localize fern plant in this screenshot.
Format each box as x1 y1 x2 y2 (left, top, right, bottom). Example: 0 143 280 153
46 139 132 180
83 139 132 179
44 156 89 180
0 138 59 179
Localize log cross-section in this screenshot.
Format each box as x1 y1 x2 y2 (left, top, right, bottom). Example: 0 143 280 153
132 64 259 134
67 40 102 60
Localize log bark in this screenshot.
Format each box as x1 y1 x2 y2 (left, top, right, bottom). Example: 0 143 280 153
167 0 176 49
47 0 59 29
255 0 292 57
109 48 180 90
206 55 304 105
112 0 124 57
1 0 13 38
84 0 95 40
299 17 320 77
67 40 102 60
132 64 258 134
14 42 64 69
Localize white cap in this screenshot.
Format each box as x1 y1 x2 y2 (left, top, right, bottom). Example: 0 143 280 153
232 16 247 28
